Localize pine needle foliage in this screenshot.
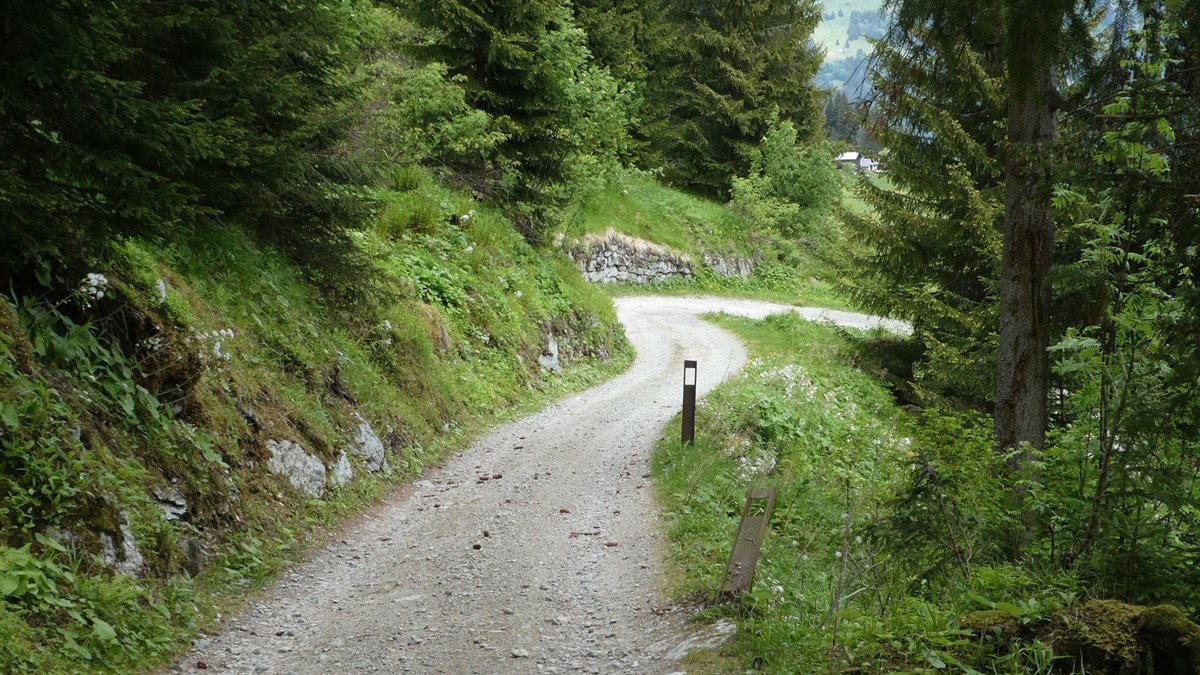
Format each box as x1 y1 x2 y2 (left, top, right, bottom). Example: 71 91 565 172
835 21 1006 405
642 0 825 196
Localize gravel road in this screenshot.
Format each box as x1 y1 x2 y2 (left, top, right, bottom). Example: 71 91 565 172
175 296 903 675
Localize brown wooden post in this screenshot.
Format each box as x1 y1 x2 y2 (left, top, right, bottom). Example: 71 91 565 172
682 360 697 445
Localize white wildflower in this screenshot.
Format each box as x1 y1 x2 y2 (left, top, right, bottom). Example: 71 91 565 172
383 319 393 331
514 290 523 298
79 272 109 303
155 279 168 305
140 335 167 353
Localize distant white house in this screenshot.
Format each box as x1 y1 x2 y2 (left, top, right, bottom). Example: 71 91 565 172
834 150 861 168
834 150 883 173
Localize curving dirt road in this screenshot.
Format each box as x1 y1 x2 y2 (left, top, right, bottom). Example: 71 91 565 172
176 296 903 674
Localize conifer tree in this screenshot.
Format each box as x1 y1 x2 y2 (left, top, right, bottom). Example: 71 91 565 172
0 0 374 278
836 19 1006 406
643 0 824 196
401 0 635 240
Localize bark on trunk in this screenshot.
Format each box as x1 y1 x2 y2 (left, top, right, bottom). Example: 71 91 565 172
996 22 1056 558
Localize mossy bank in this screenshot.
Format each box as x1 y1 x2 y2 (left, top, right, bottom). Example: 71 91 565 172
0 175 629 673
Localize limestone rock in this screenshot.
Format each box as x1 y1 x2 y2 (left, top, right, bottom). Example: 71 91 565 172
702 253 754 278
266 439 327 497
350 415 386 472
155 485 188 521
570 229 693 284
100 512 145 577
330 450 353 487
182 537 205 577
538 335 562 374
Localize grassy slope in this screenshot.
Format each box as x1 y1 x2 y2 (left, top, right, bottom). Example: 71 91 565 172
0 169 629 673
567 173 850 309
652 313 914 673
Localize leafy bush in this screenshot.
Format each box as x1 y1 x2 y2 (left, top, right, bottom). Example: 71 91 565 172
0 535 195 671
731 121 845 239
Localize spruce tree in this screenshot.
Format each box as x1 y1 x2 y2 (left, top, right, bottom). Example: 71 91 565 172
0 0 374 279
643 0 824 196
836 19 1006 407
401 0 635 240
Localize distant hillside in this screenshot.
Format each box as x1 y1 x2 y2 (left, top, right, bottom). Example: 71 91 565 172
813 0 885 98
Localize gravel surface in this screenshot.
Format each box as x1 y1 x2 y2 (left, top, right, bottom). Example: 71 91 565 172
174 296 902 674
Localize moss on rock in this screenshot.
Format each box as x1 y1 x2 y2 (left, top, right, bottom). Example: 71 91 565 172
1138 604 1200 675
1049 599 1200 674
962 609 1024 641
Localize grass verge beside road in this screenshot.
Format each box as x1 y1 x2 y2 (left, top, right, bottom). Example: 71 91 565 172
652 312 913 672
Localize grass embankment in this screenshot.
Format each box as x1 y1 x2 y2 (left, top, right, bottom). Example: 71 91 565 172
653 312 913 672
566 173 849 309
0 167 629 673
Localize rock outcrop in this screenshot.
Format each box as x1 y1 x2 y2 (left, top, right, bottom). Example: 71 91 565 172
569 229 693 284
350 415 387 473
703 253 755 278
266 439 327 497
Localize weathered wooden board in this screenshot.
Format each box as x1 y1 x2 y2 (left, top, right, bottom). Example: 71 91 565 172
719 487 777 599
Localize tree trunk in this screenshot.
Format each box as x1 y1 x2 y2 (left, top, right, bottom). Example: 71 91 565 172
995 19 1056 558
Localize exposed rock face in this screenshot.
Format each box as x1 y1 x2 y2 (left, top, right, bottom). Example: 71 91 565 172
330 450 353 487
154 485 188 521
350 415 386 473
182 537 205 577
538 335 562 373
702 253 754 278
570 229 693 284
100 512 144 577
266 439 327 497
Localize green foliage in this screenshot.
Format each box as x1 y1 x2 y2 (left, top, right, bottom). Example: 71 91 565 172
351 8 506 168
641 0 825 195
651 311 1200 673
567 172 750 254
360 58 506 166
731 121 844 239
1040 21 1200 606
571 0 660 85
0 0 376 282
833 18 1005 408
402 0 637 240
0 158 632 672
654 314 913 671
0 535 196 672
569 173 850 308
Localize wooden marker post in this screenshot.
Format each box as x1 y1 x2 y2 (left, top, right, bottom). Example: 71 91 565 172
682 360 697 445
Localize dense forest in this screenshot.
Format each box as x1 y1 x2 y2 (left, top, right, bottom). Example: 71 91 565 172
2 0 1200 672
826 0 1200 669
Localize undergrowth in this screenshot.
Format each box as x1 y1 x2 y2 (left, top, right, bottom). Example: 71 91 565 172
652 313 1200 674
654 313 914 672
